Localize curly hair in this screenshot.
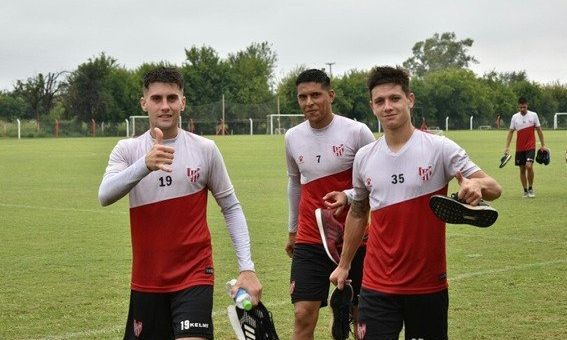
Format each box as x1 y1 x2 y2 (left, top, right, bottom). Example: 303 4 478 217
143 66 184 92
367 66 410 96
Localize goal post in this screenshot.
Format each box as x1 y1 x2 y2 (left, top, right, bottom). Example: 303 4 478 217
128 116 182 137
554 113 567 129
267 114 305 135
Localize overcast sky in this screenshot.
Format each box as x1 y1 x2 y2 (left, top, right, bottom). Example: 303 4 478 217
1 0 566 91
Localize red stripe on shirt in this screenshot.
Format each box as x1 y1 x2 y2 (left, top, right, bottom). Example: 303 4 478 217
516 126 536 151
296 169 352 244
362 187 449 295
129 189 213 292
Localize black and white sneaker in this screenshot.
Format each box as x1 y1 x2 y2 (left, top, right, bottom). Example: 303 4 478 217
499 153 512 168
429 193 498 228
329 283 353 340
227 302 279 340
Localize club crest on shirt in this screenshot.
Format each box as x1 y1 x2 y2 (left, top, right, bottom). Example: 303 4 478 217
187 167 200 183
133 319 143 337
418 166 433 181
366 177 372 187
332 144 345 157
298 155 304 164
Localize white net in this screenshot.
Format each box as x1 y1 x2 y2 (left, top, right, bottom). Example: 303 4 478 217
554 113 567 129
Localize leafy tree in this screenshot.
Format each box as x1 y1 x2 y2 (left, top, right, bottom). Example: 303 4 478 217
545 82 567 113
275 66 307 116
480 72 518 125
333 69 373 122
412 68 494 128
0 92 29 121
63 52 134 122
106 67 139 121
226 41 277 106
182 42 277 122
403 32 478 77
484 70 529 84
12 72 64 121
182 46 228 107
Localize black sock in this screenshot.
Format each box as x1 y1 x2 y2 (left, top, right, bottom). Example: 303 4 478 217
528 186 532 191
524 188 528 193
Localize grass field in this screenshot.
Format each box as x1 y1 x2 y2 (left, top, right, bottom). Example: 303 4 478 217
1 130 566 339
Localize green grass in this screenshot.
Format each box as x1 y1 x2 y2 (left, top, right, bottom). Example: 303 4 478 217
0 130 566 339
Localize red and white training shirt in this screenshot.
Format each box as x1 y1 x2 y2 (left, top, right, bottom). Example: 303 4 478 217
352 129 480 295
285 115 375 245
509 110 541 152
100 130 253 293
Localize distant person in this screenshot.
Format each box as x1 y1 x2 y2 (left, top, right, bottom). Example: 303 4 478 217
284 69 374 340
187 118 196 133
329 66 501 340
98 66 261 339
495 115 503 129
419 117 429 131
216 118 229 135
504 97 547 198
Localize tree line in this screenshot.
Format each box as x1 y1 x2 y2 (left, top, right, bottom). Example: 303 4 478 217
1 33 566 130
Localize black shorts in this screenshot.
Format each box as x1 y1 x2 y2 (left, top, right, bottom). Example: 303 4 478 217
124 285 214 339
515 149 535 166
290 243 365 307
357 288 448 340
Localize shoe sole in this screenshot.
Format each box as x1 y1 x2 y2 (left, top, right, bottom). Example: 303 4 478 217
227 305 247 340
429 195 498 228
315 208 338 265
499 154 511 168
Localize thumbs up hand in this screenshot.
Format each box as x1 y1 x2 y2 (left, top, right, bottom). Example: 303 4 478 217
455 171 482 206
145 127 175 172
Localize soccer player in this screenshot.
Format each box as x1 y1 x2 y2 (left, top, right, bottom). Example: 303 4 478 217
504 97 547 198
330 66 501 340
98 66 261 340
284 69 375 340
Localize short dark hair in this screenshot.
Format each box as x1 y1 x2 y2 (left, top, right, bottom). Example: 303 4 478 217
367 66 411 96
518 97 528 105
143 66 184 92
296 69 331 89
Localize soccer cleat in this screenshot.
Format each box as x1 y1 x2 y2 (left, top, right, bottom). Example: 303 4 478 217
227 302 280 340
522 191 529 198
528 189 535 198
499 153 512 168
315 208 344 265
429 193 498 228
535 149 550 165
330 283 354 340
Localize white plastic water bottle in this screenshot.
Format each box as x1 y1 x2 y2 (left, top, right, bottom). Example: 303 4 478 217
226 279 253 311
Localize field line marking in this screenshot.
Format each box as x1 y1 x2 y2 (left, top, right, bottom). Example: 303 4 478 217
33 325 123 340
35 256 567 340
449 259 567 281
0 202 127 215
449 231 564 244
31 258 566 340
